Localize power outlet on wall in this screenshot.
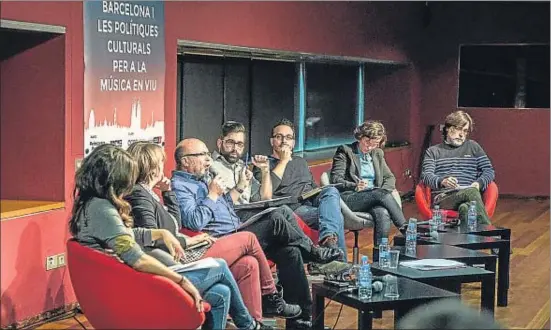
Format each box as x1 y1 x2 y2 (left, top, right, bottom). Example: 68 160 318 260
46 255 57 271
57 253 66 267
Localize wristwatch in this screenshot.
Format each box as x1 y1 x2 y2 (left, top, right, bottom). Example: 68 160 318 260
234 186 245 194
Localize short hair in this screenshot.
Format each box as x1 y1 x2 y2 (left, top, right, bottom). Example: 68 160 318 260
397 300 503 329
221 121 246 138
271 118 295 137
354 120 387 147
174 142 185 169
443 110 473 139
127 141 166 184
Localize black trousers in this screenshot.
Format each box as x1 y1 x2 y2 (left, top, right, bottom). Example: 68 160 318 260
237 205 313 319
341 189 407 244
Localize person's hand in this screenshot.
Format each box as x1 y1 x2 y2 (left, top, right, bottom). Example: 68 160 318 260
470 182 480 190
356 180 368 192
237 167 253 189
187 233 217 246
277 145 293 162
160 230 185 261
441 176 459 189
155 176 171 192
179 277 204 313
208 175 226 198
251 155 270 173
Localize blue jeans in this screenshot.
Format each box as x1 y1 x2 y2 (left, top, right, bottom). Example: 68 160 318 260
182 258 255 330
294 186 347 262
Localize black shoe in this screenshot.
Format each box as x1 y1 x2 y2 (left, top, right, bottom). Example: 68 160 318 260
398 223 408 236
253 320 274 330
320 234 339 249
286 318 331 330
262 285 302 319
310 245 344 264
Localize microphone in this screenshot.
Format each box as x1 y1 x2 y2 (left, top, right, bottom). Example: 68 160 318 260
418 231 439 239
208 167 219 178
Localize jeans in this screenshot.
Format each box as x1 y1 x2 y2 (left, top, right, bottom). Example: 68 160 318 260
178 258 255 330
437 187 491 225
341 188 407 239
202 231 276 320
236 205 314 320
294 186 347 262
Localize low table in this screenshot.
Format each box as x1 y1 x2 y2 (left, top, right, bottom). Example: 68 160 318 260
419 223 511 241
312 278 459 330
393 232 510 306
370 261 496 315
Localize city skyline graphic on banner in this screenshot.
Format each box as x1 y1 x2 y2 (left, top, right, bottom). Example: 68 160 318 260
85 98 164 151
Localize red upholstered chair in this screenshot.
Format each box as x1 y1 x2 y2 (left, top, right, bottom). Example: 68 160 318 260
415 181 499 220
66 240 210 329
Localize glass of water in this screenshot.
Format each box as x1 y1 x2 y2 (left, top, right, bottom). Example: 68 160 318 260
383 275 399 298
388 250 400 269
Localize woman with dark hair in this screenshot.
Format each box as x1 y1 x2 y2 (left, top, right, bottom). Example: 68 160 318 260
69 144 268 330
330 120 409 243
125 141 301 321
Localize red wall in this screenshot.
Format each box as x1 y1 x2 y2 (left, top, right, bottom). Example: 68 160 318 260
0 37 65 201
0 1 83 327
413 2 550 196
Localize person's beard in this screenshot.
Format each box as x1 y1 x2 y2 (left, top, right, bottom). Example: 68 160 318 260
220 148 241 164
447 137 465 147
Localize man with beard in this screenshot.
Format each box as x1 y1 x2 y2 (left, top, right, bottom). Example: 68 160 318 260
171 138 343 329
253 119 348 262
210 121 272 205
420 110 495 225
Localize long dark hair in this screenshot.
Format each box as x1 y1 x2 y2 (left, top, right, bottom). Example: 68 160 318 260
69 144 138 235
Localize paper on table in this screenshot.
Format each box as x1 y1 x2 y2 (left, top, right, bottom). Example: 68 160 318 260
170 257 220 273
400 259 467 271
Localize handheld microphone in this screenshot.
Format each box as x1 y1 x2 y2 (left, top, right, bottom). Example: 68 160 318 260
418 231 439 239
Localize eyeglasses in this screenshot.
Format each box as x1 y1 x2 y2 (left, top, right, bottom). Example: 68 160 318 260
223 139 245 149
272 134 295 141
181 151 210 158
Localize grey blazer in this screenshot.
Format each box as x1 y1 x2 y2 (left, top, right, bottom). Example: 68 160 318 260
329 142 396 192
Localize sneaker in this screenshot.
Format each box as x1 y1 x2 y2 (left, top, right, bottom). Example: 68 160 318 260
262 285 302 319
320 234 339 249
253 319 274 330
310 245 344 263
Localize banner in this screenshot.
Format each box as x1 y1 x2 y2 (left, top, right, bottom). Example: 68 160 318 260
84 1 165 155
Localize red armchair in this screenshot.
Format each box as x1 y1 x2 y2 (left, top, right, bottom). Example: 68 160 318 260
415 181 499 220
66 240 210 329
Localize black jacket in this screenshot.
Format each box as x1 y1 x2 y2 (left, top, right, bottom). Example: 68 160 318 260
329 142 396 192
125 184 187 249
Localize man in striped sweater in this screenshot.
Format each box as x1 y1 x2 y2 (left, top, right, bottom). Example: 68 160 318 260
421 111 495 224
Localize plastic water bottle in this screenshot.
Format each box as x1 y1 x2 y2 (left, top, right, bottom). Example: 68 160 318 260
405 218 418 255
468 201 478 231
358 256 373 300
378 238 390 268
432 205 442 229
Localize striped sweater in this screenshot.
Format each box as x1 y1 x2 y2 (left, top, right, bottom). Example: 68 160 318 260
421 140 495 191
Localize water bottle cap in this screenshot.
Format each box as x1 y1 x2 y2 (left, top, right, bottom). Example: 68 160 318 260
381 238 389 244
434 205 440 209
470 201 477 205
409 218 417 223
361 255 369 263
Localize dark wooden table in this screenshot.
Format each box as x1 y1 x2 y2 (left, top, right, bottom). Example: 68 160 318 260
370 261 496 315
312 278 459 330
393 232 510 307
